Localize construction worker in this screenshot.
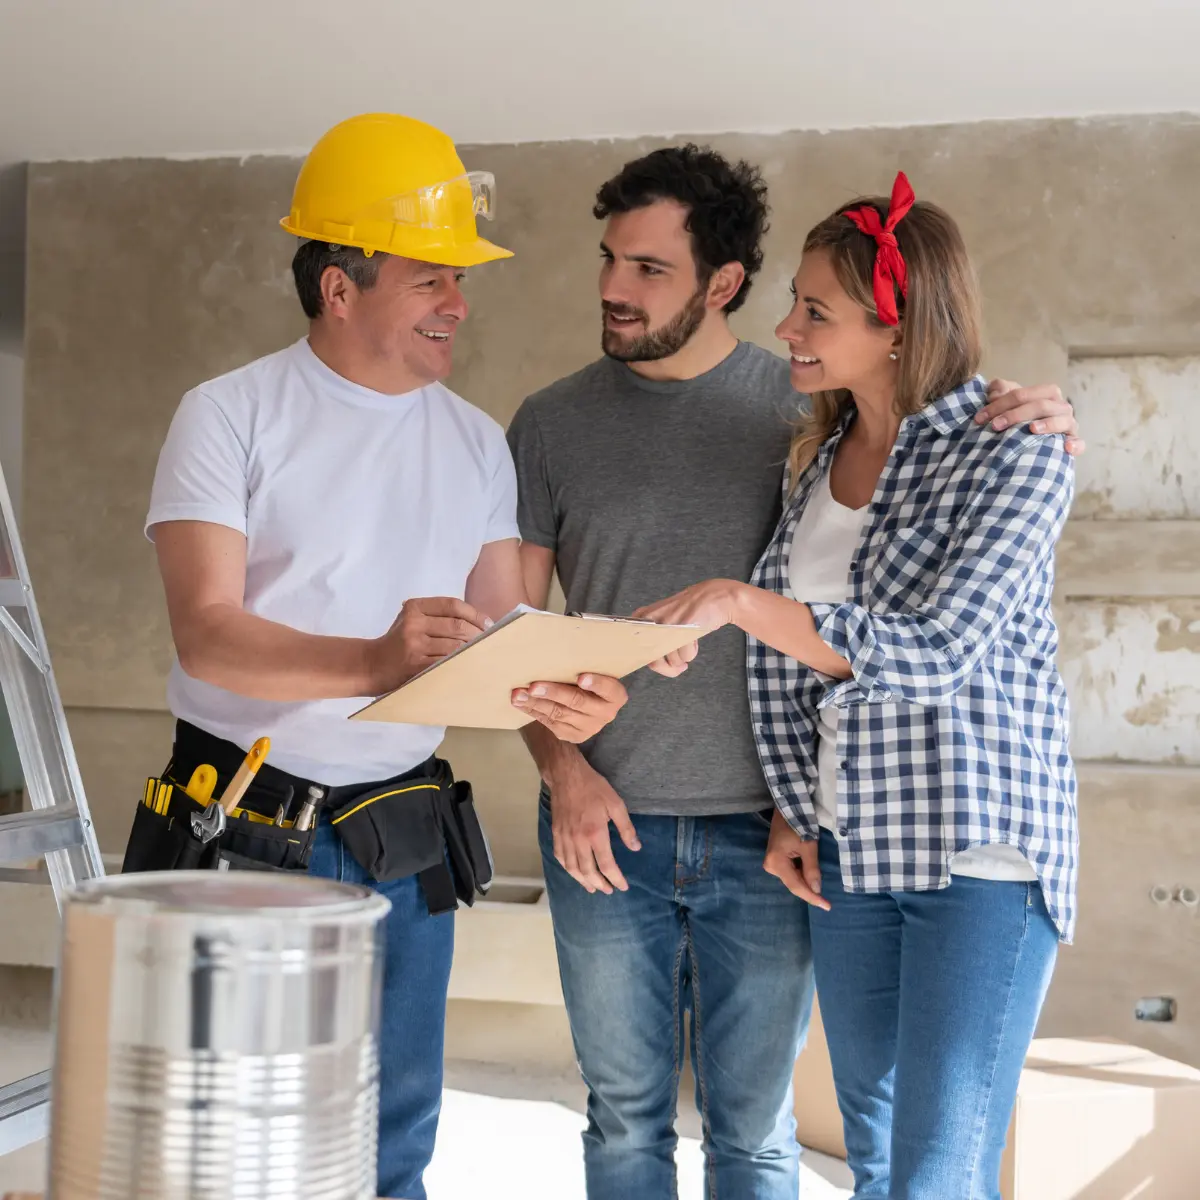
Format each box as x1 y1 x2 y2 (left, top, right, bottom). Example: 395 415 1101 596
144 113 630 1200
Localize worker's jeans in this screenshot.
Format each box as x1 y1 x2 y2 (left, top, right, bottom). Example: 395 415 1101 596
810 831 1059 1200
540 800 814 1200
309 816 455 1200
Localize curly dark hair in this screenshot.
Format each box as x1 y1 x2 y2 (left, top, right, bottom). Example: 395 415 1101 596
593 145 769 314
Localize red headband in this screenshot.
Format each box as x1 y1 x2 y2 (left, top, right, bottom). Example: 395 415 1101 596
843 171 915 326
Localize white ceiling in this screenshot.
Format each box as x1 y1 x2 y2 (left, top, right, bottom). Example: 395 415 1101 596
3 0 1199 158
1 0 1199 251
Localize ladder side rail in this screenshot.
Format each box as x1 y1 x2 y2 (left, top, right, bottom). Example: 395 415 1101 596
0 462 104 893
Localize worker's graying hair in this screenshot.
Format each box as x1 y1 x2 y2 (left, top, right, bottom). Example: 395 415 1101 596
292 241 385 319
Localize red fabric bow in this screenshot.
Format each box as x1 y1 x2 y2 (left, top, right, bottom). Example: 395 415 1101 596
843 171 916 326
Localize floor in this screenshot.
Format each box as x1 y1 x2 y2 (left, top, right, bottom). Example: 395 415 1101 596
0 1030 853 1198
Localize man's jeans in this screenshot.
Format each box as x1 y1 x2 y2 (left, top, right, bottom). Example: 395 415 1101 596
810 831 1059 1200
540 800 814 1199
309 817 455 1200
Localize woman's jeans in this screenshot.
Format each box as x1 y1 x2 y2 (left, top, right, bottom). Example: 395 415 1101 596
809 831 1059 1200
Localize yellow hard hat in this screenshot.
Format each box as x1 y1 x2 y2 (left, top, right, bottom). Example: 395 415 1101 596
281 113 513 268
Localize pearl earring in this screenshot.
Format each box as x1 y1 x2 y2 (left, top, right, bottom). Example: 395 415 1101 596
889 352 898 361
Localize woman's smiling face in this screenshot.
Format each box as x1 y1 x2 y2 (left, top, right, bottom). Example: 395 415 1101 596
775 248 898 396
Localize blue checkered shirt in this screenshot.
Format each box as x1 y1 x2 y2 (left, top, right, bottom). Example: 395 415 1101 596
747 376 1079 941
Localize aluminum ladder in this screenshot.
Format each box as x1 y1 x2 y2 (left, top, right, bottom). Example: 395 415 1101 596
0 456 104 1158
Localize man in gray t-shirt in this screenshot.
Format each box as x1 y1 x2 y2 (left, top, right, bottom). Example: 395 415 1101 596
510 340 794 816
508 146 1081 1199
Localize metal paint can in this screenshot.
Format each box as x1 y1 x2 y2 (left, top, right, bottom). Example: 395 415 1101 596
46 871 390 1199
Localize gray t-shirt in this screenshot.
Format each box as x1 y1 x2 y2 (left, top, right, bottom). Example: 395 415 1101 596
507 341 802 816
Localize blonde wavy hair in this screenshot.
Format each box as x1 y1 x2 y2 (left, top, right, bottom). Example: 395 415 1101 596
787 193 983 489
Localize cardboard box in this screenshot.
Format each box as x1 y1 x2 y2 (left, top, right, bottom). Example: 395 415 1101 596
795 1015 1200 1199
1001 1038 1200 1199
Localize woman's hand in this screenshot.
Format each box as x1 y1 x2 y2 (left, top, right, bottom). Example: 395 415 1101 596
763 809 830 911
645 639 699 678
634 578 743 633
634 579 744 676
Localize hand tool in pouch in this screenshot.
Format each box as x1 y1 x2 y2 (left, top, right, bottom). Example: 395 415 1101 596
293 784 323 832
217 737 271 815
185 764 226 845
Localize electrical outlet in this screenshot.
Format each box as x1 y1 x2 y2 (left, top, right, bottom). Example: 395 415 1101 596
1135 997 1177 1023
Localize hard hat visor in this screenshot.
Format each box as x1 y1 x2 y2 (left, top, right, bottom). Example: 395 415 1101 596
344 170 510 265
363 170 497 231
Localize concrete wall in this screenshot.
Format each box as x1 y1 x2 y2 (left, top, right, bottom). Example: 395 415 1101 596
18 113 1200 1065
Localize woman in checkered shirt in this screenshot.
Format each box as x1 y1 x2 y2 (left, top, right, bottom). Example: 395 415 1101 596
637 173 1077 1199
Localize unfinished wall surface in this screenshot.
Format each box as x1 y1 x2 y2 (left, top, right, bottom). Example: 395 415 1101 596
18 114 1200 1064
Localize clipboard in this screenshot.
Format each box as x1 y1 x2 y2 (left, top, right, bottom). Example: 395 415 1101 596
349 606 702 730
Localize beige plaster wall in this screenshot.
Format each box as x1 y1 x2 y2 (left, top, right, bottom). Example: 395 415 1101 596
19 113 1200 1065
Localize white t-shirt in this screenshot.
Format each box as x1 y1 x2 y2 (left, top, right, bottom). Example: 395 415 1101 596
786 468 1035 882
146 338 519 784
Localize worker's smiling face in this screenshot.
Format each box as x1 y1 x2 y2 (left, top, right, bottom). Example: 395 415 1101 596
343 255 469 386
598 200 710 362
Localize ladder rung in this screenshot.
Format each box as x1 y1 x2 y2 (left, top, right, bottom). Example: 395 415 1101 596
0 865 50 885
0 807 85 865
0 1070 50 1156
0 578 27 608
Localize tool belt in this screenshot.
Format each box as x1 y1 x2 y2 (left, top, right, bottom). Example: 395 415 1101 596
120 722 494 914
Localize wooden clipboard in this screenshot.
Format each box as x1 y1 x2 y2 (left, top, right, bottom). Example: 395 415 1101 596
350 608 702 730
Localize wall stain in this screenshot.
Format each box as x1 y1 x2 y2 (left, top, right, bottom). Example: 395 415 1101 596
1128 366 1161 424
1056 614 1104 662
1155 601 1200 654
1102 603 1119 637
1072 488 1116 519
1123 692 1174 727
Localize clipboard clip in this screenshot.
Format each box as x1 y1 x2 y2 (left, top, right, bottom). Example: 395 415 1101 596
567 611 664 627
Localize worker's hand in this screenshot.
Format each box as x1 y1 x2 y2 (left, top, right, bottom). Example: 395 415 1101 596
370 597 491 692
512 673 628 743
976 379 1085 456
763 810 830 911
545 757 640 894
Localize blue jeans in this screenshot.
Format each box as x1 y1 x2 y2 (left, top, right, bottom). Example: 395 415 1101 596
809 831 1059 1200
540 800 814 1200
308 817 455 1200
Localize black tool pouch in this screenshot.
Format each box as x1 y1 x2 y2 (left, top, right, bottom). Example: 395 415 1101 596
121 777 209 873
121 775 317 875
443 780 494 898
328 779 445 883
215 811 316 872
328 762 494 913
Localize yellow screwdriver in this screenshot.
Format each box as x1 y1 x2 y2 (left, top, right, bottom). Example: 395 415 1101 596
184 765 218 806
216 737 271 816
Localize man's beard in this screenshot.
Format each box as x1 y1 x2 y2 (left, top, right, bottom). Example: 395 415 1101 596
601 286 707 363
